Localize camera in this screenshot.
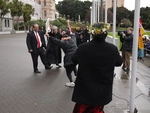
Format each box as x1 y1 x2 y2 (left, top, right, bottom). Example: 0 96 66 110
118 30 127 36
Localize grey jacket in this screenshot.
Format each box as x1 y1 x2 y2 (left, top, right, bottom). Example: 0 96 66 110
49 35 77 67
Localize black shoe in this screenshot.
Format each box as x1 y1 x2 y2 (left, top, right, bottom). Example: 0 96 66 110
34 70 41 73
45 66 53 70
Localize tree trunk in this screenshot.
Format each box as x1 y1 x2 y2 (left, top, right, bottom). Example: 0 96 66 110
17 16 19 31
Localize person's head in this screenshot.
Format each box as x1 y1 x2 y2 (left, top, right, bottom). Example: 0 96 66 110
126 27 133 34
90 22 110 41
86 26 89 30
61 30 66 36
71 27 76 33
33 24 39 32
61 34 71 40
52 26 58 34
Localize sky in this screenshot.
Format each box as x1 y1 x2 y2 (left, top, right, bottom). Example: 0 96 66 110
55 0 150 11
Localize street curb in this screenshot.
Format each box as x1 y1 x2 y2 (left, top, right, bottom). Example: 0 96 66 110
0 31 28 34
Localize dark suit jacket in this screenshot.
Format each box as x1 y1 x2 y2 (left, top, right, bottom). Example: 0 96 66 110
71 39 122 106
26 31 46 53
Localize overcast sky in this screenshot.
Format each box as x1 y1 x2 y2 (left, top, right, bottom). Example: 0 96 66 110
55 0 150 11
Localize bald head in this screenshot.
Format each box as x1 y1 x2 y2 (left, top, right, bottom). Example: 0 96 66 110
33 24 39 32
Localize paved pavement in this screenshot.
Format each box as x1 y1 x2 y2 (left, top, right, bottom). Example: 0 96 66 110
0 33 150 113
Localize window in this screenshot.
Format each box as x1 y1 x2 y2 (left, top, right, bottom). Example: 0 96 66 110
7 20 9 27
44 0 46 6
5 20 7 27
44 10 47 17
39 0 41 4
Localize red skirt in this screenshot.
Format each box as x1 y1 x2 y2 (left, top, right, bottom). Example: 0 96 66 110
73 103 104 113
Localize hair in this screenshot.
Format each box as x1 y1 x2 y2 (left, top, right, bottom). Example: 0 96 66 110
52 26 58 30
32 24 38 28
127 27 133 31
93 31 108 42
62 34 69 38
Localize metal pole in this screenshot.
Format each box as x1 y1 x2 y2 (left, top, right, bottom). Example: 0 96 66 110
94 0 96 23
113 0 117 45
100 0 103 22
90 6 92 25
93 0 96 24
98 0 100 22
92 0 94 24
95 0 97 23
129 0 141 113
105 0 108 23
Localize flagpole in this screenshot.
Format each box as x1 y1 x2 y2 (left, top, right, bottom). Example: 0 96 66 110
97 0 100 22
105 0 108 23
113 0 117 45
93 0 96 24
129 0 141 113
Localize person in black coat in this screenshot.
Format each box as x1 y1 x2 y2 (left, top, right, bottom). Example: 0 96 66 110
46 26 62 67
26 24 52 73
83 25 90 42
71 23 122 113
120 27 133 75
46 34 77 87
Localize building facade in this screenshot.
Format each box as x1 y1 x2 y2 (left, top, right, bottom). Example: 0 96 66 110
0 12 13 32
17 0 42 20
106 0 124 8
35 0 56 21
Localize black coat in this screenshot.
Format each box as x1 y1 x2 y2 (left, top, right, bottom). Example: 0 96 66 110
122 34 133 52
49 35 77 68
26 31 46 53
71 39 122 106
46 32 62 64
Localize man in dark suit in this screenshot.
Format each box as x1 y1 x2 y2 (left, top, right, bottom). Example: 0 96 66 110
26 24 52 73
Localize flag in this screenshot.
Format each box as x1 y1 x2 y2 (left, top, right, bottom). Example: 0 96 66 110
139 18 145 35
45 18 50 33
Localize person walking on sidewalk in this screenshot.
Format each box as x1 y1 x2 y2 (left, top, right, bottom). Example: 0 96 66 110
71 22 122 113
26 24 52 73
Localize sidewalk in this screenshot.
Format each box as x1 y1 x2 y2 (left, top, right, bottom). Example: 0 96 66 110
104 58 150 113
0 33 150 113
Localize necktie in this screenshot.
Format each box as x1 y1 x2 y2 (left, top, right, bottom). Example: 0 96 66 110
35 32 41 48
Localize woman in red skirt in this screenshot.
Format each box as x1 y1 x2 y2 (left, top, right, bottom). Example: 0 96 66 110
73 103 104 113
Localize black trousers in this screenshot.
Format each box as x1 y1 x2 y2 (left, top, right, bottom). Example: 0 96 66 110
65 65 77 82
31 47 49 71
